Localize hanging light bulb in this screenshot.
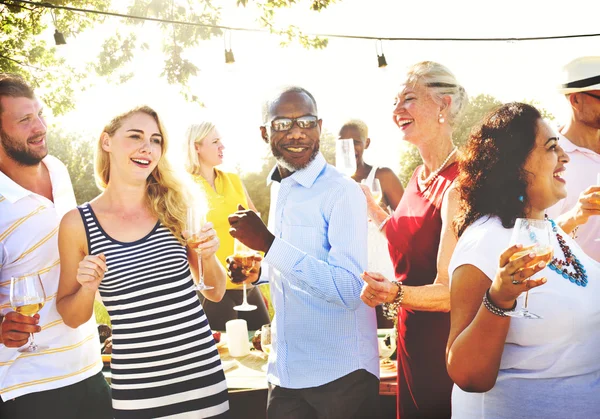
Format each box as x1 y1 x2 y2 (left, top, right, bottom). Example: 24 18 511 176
51 10 66 45
224 30 235 64
376 39 387 68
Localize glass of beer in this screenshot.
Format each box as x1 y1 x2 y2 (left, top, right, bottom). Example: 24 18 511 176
233 239 257 312
186 207 213 290
10 273 48 353
506 218 553 319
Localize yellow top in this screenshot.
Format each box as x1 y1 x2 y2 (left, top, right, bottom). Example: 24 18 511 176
193 169 248 290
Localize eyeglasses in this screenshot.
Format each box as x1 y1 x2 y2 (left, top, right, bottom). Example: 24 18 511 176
270 115 318 132
582 91 600 101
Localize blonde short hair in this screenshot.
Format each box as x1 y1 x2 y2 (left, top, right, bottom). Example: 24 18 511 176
404 61 468 125
340 118 369 142
184 122 217 176
94 105 190 244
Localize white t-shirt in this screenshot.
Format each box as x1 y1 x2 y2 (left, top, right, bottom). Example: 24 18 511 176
448 216 600 419
0 156 102 401
546 133 600 261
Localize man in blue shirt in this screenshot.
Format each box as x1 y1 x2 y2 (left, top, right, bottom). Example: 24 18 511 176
228 86 380 419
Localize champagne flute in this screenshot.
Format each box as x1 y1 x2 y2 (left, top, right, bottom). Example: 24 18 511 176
361 178 383 204
336 138 357 176
186 207 213 291
260 324 272 355
10 273 48 353
506 218 553 319
233 238 257 312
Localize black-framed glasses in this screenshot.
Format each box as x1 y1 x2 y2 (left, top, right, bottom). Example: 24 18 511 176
582 91 600 101
270 115 318 132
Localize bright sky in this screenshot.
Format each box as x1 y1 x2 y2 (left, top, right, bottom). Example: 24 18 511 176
50 0 600 174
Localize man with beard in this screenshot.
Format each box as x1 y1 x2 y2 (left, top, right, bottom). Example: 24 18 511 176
547 57 600 261
227 86 380 419
0 74 111 418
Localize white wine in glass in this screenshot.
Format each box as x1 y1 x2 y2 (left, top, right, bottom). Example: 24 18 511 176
186 207 213 291
506 218 553 320
10 273 48 353
336 138 357 177
361 178 383 204
233 238 257 312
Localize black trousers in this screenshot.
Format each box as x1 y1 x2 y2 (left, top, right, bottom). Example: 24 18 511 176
267 369 380 419
0 370 111 419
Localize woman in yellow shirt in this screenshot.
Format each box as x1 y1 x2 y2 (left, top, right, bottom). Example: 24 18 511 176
184 122 270 330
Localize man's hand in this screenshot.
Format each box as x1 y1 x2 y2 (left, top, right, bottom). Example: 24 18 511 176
558 186 600 233
226 254 263 284
1 311 41 348
228 205 275 254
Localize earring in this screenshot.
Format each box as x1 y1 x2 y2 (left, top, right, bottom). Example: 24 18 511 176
518 195 524 202
438 114 445 124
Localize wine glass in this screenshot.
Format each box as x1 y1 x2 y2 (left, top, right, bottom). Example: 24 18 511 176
336 138 357 176
233 238 257 312
260 324 272 355
361 178 383 204
10 273 48 353
506 218 553 319
186 207 213 291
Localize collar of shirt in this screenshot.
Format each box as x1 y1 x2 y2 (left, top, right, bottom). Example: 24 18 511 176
266 152 327 188
558 131 600 157
0 156 68 204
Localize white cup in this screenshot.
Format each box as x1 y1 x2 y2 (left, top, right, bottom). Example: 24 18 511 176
225 319 250 357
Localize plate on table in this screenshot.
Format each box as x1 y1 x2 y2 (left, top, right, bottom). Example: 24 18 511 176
380 358 397 380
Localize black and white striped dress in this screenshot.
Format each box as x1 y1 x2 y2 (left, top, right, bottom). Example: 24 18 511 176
78 203 229 418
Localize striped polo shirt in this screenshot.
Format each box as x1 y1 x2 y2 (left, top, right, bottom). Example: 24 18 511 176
0 155 102 401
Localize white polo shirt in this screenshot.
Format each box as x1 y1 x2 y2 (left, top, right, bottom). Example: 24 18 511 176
546 133 600 262
0 155 102 401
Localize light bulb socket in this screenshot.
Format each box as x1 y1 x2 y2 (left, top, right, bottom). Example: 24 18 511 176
54 29 66 45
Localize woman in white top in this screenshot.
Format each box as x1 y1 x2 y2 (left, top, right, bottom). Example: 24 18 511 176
447 103 600 419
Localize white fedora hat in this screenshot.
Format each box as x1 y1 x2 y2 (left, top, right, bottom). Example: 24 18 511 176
557 56 600 94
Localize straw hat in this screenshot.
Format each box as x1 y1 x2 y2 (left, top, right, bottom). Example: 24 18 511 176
557 56 600 95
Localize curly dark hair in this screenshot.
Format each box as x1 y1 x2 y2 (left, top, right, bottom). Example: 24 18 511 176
454 102 542 237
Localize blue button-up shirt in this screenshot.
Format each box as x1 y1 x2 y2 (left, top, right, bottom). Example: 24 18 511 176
260 153 379 389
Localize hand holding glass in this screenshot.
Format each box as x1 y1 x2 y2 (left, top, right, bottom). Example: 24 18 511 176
361 178 383 204
506 218 553 319
233 238 258 312
186 207 213 291
9 274 48 353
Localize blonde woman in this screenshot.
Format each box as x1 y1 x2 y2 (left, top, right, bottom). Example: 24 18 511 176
184 122 270 330
56 106 230 418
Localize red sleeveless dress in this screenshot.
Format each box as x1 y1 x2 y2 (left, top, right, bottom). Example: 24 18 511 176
384 162 458 419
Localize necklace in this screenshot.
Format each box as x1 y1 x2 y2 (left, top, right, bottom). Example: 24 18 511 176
546 219 588 287
419 147 457 189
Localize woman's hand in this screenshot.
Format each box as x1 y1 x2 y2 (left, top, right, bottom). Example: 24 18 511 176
185 222 220 260
360 271 398 307
488 244 548 309
359 184 383 222
76 254 107 293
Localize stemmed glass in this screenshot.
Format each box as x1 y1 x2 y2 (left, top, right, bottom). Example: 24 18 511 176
10 273 48 353
260 324 272 355
186 207 213 291
336 138 357 176
506 218 553 319
233 238 257 312
361 178 383 204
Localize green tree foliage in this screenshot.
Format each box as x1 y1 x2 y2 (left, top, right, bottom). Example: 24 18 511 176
47 128 101 204
396 94 554 187
241 129 335 224
1 0 335 114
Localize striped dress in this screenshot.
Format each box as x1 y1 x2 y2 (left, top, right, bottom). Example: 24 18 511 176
78 203 229 418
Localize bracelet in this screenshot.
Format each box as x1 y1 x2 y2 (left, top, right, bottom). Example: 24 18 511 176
382 280 405 321
570 225 579 240
378 215 392 232
482 289 516 317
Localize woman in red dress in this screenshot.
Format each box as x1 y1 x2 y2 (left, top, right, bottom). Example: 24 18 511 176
360 61 468 419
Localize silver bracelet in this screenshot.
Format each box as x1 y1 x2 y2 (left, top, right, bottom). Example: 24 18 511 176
378 215 392 232
482 289 516 317
382 280 405 321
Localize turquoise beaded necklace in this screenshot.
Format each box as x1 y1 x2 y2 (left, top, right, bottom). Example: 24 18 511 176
546 219 588 287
